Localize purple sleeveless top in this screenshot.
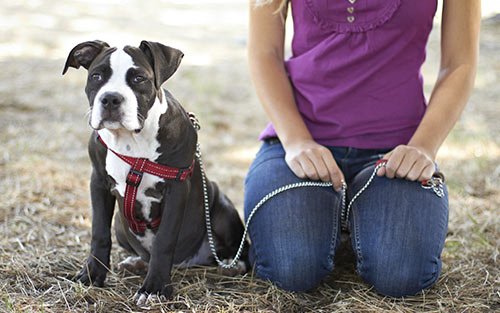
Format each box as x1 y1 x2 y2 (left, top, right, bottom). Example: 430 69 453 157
259 0 438 149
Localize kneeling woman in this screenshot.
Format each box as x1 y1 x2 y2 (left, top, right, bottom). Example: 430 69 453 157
244 0 479 297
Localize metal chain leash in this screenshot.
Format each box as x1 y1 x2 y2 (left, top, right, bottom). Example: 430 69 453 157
189 112 445 269
197 143 335 269
197 143 445 269
197 143 381 268
339 161 387 230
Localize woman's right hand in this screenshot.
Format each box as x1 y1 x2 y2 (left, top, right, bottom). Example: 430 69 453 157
248 3 344 191
284 139 345 192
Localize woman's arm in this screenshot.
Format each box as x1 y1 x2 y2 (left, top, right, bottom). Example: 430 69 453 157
248 0 345 190
378 0 481 181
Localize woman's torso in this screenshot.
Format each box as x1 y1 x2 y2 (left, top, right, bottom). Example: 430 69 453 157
259 0 438 149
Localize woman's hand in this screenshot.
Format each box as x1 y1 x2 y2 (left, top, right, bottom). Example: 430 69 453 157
284 139 345 191
377 145 435 182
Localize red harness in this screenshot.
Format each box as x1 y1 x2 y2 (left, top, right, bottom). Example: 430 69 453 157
98 135 195 234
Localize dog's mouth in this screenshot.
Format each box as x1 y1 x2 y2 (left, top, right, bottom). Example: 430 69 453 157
90 112 123 130
101 120 123 130
90 118 143 133
89 106 144 132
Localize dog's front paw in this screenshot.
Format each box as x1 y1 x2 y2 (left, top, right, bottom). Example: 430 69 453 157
134 290 170 307
75 256 109 287
134 278 173 307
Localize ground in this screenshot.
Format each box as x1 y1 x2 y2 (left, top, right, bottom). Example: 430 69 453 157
0 1 498 312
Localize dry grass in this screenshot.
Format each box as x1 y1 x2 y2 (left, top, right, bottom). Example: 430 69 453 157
0 2 499 312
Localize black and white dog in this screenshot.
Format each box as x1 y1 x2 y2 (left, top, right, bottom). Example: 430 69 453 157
63 40 248 305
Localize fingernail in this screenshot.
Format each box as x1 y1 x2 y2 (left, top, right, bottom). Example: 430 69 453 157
335 180 345 192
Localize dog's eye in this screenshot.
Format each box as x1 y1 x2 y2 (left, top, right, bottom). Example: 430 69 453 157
133 76 146 84
90 73 102 81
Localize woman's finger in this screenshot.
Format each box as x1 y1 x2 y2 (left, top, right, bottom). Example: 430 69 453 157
321 152 344 191
405 158 427 181
418 163 435 182
298 155 320 181
384 146 405 179
395 149 419 178
287 158 306 179
306 148 331 182
377 151 392 176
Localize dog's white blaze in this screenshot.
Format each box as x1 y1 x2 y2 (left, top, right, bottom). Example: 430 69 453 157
91 48 141 131
99 90 168 252
138 230 155 252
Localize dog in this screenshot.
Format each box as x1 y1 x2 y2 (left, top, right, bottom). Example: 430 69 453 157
62 40 248 305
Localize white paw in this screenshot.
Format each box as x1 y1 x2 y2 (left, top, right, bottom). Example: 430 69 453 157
134 292 166 307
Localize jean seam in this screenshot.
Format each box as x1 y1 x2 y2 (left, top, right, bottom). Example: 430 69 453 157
351 204 364 274
327 196 341 271
247 220 270 282
422 183 449 290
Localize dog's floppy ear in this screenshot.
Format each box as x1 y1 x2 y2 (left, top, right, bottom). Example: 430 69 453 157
62 40 110 75
139 41 184 89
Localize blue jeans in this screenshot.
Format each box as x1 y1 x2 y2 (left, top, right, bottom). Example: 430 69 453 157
244 140 448 297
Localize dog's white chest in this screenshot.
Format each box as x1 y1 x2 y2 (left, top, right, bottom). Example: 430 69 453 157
98 132 165 251
104 143 161 251
105 151 161 199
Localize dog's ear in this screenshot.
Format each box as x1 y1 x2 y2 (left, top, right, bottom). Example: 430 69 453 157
139 41 184 89
62 40 110 75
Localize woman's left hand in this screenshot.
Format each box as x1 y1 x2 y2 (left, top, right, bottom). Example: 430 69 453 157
376 145 435 182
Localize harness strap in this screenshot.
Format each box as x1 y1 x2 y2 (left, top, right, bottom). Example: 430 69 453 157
97 135 195 234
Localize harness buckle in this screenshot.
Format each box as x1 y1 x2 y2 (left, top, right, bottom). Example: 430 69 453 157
175 168 186 181
176 163 194 181
126 169 143 187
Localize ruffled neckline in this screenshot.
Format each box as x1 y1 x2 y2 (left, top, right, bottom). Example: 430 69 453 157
305 0 402 33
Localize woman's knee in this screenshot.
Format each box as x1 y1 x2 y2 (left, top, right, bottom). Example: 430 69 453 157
357 253 442 297
350 172 448 297
254 252 331 292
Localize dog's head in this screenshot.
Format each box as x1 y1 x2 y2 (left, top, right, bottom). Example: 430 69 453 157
63 40 183 132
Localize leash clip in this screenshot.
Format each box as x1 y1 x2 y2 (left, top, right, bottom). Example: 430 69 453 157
421 172 445 198
188 112 201 131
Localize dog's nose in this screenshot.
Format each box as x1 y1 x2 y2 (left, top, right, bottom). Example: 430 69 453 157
100 92 124 110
